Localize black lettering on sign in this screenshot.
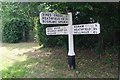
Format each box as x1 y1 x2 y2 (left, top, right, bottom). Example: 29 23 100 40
50 17 53 20
47 13 49 17
50 14 52 16
56 14 58 17
57 18 60 20
74 26 78 28
54 27 60 29
64 29 67 31
84 28 88 30
93 28 97 30
45 13 47 16
58 21 61 23
57 14 59 17
48 30 52 32
81 28 84 30
95 24 97 27
46 20 48 23
43 17 46 20
60 14 63 17
58 29 63 31
82 25 84 27
42 13 44 16
54 17 56 20
81 31 89 33
93 31 97 33
52 21 57 23
74 29 78 31
47 20 50 23
61 18 64 20
89 28 91 30
81 31 84 33
47 27 52 30
49 13 51 16
42 20 45 23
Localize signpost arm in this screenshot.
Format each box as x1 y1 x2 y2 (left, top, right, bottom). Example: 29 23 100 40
68 12 75 69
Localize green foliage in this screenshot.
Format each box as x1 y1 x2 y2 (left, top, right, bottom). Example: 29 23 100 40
93 42 103 55
1 2 119 54
103 58 112 64
104 45 120 54
2 18 30 43
36 20 68 47
2 66 27 78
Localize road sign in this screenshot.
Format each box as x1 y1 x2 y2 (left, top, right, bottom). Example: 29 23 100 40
73 23 100 34
40 12 68 24
46 26 68 35
46 23 100 35
40 12 101 69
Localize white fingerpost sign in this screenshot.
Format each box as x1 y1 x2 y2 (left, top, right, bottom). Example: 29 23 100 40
40 12 100 69
46 23 100 35
40 12 68 24
73 23 100 35
46 26 68 35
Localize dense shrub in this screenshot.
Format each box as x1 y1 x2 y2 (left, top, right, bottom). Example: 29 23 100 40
36 19 67 47
2 18 30 43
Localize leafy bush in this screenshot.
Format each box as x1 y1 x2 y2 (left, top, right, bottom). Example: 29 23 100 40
93 42 103 55
2 18 30 43
36 19 67 47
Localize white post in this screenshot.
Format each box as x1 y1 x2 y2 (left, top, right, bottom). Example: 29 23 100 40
68 12 75 69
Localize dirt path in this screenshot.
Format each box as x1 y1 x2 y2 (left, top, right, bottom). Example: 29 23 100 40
1 42 40 71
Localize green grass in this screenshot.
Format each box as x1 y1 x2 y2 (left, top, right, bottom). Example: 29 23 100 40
1 43 118 78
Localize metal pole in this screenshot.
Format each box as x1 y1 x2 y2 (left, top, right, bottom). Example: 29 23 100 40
68 12 75 69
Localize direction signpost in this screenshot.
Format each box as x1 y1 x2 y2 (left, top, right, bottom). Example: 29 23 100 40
40 12 68 24
46 26 68 35
46 23 100 35
40 12 100 69
73 23 100 35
